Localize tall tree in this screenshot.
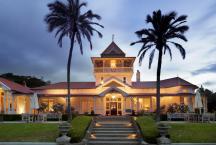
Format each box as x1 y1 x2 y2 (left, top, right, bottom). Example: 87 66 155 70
131 10 189 121
45 0 103 121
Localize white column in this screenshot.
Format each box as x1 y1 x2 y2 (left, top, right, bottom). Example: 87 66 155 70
29 95 33 114
150 96 153 112
188 96 193 112
7 92 11 114
79 97 82 114
87 97 89 113
11 94 15 114
123 98 126 115
93 96 96 113
3 91 7 114
137 97 139 112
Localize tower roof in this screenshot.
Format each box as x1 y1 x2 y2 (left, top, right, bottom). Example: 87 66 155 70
101 42 125 58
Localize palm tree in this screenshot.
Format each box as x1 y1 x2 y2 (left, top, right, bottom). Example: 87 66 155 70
131 10 189 122
45 0 103 121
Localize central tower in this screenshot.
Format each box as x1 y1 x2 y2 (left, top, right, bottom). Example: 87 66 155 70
91 42 135 86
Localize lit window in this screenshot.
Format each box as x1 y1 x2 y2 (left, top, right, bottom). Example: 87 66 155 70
111 60 116 68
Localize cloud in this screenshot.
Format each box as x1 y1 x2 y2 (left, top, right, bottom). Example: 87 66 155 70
192 64 216 75
203 81 215 86
194 2 216 25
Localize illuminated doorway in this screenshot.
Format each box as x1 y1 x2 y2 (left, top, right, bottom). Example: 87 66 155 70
105 93 123 116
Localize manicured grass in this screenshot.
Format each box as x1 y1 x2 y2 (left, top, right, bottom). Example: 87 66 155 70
136 116 216 143
136 116 159 143
169 123 216 143
0 123 58 142
69 116 92 143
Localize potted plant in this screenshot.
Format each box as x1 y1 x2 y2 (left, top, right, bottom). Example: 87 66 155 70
157 123 171 144
56 122 71 144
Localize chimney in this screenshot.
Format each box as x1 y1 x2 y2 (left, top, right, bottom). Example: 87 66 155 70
136 70 140 82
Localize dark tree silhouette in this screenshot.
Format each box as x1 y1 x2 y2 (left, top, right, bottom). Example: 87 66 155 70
45 0 103 121
131 10 189 121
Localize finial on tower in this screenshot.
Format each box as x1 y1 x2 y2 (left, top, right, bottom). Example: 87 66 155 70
112 34 115 42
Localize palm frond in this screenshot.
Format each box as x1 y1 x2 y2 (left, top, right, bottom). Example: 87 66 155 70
138 47 151 66
169 41 186 59
149 49 155 69
164 44 172 60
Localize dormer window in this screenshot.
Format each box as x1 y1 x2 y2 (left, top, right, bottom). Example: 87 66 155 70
123 77 126 83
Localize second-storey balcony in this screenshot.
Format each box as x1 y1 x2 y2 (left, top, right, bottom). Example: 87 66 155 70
94 67 133 73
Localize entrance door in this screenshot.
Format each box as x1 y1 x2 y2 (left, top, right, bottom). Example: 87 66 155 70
110 102 117 115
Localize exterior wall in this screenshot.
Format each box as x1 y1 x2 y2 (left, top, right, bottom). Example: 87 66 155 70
0 88 4 113
37 94 199 115
16 95 31 114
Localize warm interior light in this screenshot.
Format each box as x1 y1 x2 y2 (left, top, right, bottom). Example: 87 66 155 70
111 60 116 68
112 95 116 99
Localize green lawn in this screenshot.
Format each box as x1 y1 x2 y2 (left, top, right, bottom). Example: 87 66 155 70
169 123 216 143
0 116 92 142
0 123 58 142
136 116 216 143
69 116 92 143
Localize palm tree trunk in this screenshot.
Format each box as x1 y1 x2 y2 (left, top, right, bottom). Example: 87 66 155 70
156 49 163 122
67 34 75 122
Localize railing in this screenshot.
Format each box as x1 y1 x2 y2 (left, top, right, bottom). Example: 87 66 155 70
94 67 133 73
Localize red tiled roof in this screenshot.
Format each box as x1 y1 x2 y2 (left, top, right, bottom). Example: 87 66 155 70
33 77 197 90
33 82 96 90
132 77 198 88
0 77 33 94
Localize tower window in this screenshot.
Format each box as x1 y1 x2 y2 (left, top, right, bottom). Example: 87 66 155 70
123 77 126 83
111 60 116 68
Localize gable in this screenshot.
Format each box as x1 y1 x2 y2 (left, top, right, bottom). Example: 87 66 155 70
103 81 125 87
99 86 128 97
99 77 129 88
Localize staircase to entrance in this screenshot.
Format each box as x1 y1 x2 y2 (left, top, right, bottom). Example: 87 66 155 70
86 116 144 145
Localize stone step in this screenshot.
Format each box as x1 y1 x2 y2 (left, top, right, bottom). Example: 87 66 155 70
93 133 137 137
88 140 140 145
97 121 131 125
89 136 138 141
92 130 137 134
96 124 132 127
93 127 134 131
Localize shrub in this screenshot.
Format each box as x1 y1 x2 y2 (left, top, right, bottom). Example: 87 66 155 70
90 110 95 116
1 114 22 121
37 103 48 113
136 116 159 143
52 103 64 113
84 112 89 115
167 103 189 113
69 116 92 143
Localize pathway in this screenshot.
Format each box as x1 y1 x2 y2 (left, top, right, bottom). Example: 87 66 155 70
87 116 143 145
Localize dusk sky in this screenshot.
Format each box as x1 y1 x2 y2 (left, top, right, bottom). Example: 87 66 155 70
0 0 216 91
